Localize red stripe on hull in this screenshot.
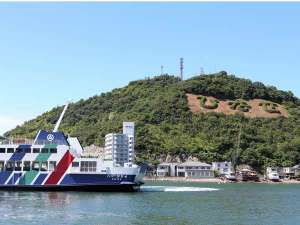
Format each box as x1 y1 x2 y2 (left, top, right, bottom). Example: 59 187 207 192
45 151 74 185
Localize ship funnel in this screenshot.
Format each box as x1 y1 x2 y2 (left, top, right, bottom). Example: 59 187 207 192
53 102 69 132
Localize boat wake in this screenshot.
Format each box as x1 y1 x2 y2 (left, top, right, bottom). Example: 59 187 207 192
140 186 219 192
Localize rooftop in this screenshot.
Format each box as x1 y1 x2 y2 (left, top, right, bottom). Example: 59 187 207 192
179 161 211 167
158 162 179 166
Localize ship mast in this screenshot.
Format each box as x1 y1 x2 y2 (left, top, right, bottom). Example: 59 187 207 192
53 103 69 132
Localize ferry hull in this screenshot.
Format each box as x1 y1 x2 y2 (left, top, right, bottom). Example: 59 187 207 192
0 172 145 192
0 183 142 192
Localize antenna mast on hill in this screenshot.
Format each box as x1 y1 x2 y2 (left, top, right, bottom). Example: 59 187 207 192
180 58 184 80
161 65 164 75
200 67 204 76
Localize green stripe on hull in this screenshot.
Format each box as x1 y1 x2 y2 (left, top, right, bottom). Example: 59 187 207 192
18 170 39 185
35 153 51 162
36 143 57 162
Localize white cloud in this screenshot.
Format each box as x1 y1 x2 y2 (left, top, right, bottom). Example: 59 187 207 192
0 115 24 136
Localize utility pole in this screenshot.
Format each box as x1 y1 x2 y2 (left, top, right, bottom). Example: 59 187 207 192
161 65 164 75
232 123 242 173
180 58 184 80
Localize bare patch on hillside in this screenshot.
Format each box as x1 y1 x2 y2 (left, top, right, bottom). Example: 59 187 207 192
186 93 289 118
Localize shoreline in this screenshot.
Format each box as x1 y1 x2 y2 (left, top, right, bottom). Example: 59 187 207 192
144 176 300 184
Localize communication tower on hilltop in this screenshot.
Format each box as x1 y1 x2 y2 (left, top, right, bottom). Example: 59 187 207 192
161 65 164 75
180 58 184 80
200 67 205 76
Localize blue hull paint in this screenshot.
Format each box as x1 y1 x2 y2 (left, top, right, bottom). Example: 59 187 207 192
33 173 48 185
0 172 140 191
60 174 137 185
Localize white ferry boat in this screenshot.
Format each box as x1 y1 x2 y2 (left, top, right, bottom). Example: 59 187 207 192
0 104 146 191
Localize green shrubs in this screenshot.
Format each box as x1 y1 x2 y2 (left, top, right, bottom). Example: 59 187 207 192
228 100 251 112
198 95 219 109
260 101 280 114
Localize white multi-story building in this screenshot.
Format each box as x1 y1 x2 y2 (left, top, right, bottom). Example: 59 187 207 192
123 122 135 166
104 122 135 167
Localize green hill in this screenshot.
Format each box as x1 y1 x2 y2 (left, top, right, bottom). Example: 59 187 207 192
6 72 300 171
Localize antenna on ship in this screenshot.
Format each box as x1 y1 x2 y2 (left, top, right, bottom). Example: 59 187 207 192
53 102 69 132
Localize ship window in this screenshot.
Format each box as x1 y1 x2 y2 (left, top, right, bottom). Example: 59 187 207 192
80 161 97 172
32 161 40 171
0 161 4 171
72 162 79 167
15 161 22 171
6 161 14 171
41 148 48 153
33 148 40 153
0 148 5 153
50 148 57 153
49 161 56 171
40 161 48 171
16 148 23 153
7 148 14 153
24 148 31 153
23 161 31 171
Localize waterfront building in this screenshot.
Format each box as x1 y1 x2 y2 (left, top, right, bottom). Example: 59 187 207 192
293 165 300 177
282 167 296 178
212 161 232 174
104 122 135 167
266 167 296 179
156 163 178 177
177 161 214 178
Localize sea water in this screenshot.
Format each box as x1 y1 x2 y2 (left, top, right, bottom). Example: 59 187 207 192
0 181 300 225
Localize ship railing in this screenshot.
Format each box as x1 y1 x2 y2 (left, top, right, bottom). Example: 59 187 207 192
33 140 69 145
0 138 68 146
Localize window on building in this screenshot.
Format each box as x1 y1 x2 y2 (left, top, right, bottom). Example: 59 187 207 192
32 161 40 171
7 148 14 153
50 148 57 153
23 161 31 171
0 148 5 153
80 161 97 172
6 161 14 171
33 148 40 153
49 161 56 171
41 148 48 153
15 161 22 171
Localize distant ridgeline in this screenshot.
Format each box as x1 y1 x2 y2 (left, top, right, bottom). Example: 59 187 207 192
6 72 300 172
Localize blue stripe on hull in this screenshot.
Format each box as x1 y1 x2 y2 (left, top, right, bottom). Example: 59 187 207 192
60 174 136 185
33 173 48 185
9 144 31 161
0 171 12 184
7 172 22 184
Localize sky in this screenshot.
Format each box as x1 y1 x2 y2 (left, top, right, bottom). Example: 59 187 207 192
0 2 300 135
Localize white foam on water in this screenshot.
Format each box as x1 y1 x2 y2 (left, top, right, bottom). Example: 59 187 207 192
140 186 219 192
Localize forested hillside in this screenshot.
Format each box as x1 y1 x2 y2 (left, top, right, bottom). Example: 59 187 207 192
6 72 300 171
